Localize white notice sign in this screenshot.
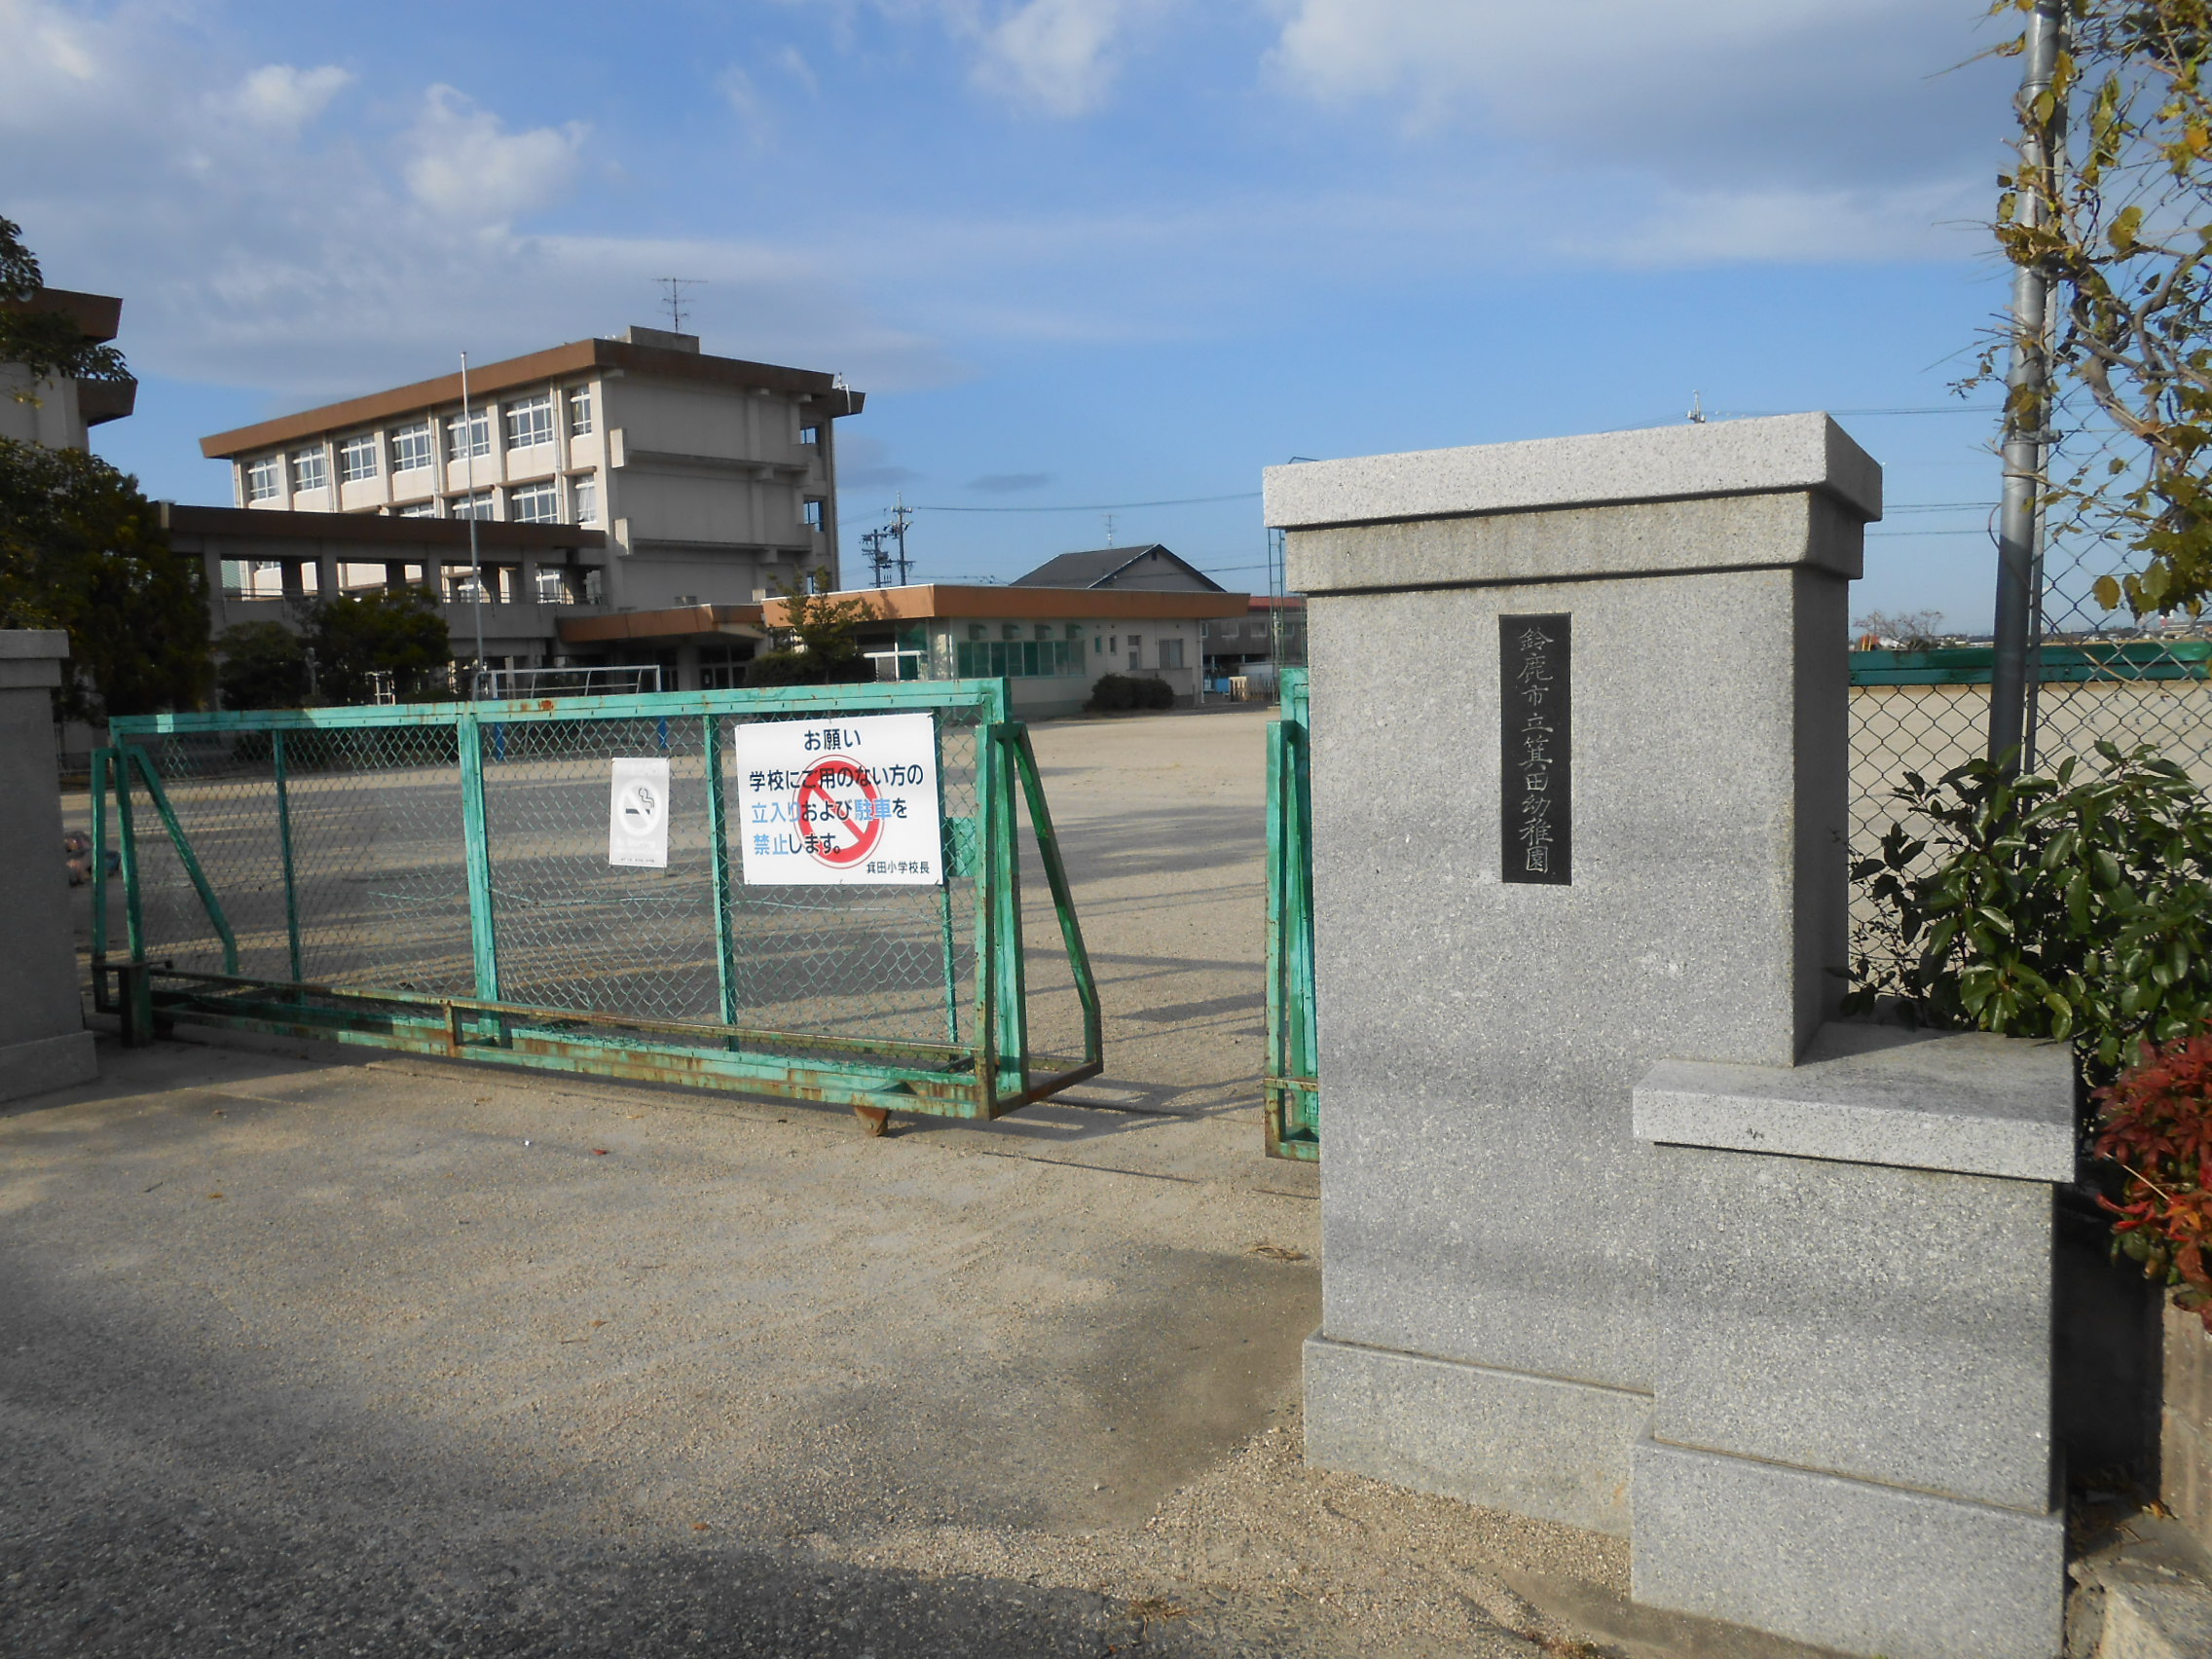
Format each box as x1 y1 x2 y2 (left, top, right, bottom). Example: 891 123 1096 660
732 712 943 886
608 757 672 868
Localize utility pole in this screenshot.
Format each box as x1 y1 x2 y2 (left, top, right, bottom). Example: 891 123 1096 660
888 497 912 584
460 350 486 693
1990 0 2067 765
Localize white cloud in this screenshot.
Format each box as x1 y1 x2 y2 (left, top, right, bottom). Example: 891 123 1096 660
716 62 777 149
0 0 953 415
229 63 353 131
1265 0 2009 193
777 45 821 95
972 0 1147 115
1567 179 1988 267
400 86 586 222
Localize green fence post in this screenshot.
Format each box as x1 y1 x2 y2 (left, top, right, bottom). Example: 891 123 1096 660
1008 723 1100 1072
272 730 304 983
703 714 739 1033
129 747 239 977
89 747 110 972
1264 667 1319 1160
1282 718 1317 1139
110 746 152 1040
935 719 961 1046
456 710 501 1016
983 723 1028 1105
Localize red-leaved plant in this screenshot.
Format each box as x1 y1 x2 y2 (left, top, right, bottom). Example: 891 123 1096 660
2095 1032 2212 1329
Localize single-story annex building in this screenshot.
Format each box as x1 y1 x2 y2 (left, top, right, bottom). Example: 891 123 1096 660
762 582 1248 717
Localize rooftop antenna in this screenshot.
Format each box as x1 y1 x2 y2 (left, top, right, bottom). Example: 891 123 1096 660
1688 390 1707 424
1103 512 1116 548
657 276 705 334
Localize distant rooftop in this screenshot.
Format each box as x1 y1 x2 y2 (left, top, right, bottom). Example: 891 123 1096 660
1011 544 1223 593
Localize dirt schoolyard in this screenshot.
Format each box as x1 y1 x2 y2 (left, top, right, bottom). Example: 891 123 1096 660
4 707 1820 1659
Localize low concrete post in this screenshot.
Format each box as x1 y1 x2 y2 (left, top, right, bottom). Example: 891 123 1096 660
1632 1029 2070 1659
1265 417 2069 1659
0 631 98 1101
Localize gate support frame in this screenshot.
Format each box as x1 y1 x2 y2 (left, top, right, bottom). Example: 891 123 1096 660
102 682 1102 1125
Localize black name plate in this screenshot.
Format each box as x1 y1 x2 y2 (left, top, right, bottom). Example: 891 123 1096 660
1501 613 1571 885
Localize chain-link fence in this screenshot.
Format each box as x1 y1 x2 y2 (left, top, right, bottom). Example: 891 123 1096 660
1848 629 2212 990
97 683 1100 1121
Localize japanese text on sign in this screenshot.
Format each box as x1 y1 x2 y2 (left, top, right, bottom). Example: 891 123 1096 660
731 712 945 886
1499 613 1571 885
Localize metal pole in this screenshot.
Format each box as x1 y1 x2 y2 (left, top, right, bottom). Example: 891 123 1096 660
461 350 487 693
1990 0 2066 765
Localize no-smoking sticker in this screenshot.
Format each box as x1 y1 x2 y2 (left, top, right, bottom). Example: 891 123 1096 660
731 712 943 886
608 756 672 868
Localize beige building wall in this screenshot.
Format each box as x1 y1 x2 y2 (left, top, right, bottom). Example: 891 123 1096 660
0 365 90 451
210 328 849 618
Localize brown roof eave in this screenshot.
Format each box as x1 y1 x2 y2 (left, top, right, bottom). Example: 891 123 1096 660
557 604 766 645
761 584 1249 626
201 339 866 459
0 288 122 344
160 503 608 553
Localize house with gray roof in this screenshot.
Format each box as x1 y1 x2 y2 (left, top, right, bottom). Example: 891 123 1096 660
1011 544 1223 593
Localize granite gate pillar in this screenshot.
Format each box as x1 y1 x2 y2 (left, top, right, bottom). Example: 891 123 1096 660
0 630 98 1101
1265 417 2071 1659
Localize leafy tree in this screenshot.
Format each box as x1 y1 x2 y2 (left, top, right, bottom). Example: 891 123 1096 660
309 585 451 704
746 570 878 686
0 436 207 718
215 620 310 710
1985 0 2212 616
0 216 129 386
1852 608 1950 647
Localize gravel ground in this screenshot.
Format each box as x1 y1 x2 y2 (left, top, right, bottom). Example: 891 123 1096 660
12 707 1830 1658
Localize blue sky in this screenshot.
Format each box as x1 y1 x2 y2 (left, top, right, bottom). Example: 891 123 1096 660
3 0 2019 624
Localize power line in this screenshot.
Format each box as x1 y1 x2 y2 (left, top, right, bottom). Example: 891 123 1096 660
904 491 1262 514
1715 405 2003 418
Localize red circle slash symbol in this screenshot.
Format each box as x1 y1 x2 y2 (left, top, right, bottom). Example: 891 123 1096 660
795 757 883 867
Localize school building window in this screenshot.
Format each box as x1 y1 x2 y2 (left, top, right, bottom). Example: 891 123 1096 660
504 393 554 449
339 432 381 482
446 410 492 460
290 447 328 494
1157 639 1185 669
954 638 1083 678
246 456 281 501
508 481 559 523
391 422 434 472
568 385 594 436
569 475 598 524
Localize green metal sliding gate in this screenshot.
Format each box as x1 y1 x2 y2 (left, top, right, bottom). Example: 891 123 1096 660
92 680 1101 1123
1265 666 1318 1160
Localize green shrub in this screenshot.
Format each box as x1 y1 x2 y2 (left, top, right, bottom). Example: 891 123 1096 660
743 648 873 687
215 621 309 710
1846 741 2212 1078
1084 673 1175 713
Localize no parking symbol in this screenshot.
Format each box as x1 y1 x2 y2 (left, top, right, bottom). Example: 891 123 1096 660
732 713 943 886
